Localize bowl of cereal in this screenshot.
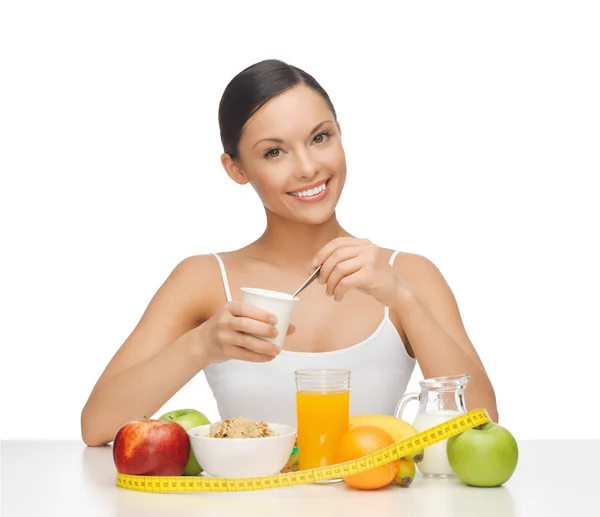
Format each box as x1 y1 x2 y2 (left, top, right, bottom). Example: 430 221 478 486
188 417 297 478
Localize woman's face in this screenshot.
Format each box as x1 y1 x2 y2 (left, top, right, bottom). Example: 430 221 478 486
229 84 346 225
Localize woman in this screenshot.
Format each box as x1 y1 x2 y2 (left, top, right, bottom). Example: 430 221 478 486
81 59 497 447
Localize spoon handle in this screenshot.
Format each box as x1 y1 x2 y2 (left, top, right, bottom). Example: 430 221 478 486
293 265 322 297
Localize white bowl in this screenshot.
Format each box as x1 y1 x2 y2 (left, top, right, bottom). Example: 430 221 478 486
187 423 297 478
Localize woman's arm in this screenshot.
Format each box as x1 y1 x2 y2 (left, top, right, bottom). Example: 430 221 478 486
80 256 216 447
311 238 498 421
391 254 499 422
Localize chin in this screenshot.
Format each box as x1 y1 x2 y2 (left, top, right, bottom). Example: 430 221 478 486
267 203 334 226
286 198 340 226
295 210 337 226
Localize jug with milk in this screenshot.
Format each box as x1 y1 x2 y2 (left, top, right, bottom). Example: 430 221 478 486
394 374 470 477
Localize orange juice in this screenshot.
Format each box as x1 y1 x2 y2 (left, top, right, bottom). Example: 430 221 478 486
296 390 350 470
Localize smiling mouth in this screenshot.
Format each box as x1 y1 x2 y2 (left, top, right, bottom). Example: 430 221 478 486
287 179 330 198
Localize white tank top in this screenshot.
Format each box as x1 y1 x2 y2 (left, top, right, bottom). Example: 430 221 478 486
202 251 416 427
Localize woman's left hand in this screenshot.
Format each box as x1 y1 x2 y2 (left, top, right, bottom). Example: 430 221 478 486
312 237 410 305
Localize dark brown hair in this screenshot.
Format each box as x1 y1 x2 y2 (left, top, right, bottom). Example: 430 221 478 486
218 59 337 159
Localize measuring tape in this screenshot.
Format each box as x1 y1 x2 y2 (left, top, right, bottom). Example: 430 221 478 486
116 408 489 493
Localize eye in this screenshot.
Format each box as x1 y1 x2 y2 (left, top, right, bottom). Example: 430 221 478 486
313 131 331 144
264 148 282 159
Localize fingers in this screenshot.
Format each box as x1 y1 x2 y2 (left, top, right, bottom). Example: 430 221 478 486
230 332 280 358
332 270 362 301
319 246 360 288
229 315 278 340
324 257 363 298
229 345 278 363
218 300 299 364
312 237 371 268
220 303 282 357
227 300 277 326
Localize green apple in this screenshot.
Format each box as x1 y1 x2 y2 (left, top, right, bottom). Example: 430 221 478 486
447 422 518 487
158 408 210 475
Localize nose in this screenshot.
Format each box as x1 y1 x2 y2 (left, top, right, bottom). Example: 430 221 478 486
293 148 319 181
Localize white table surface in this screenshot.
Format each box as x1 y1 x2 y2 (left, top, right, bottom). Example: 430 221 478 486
1 439 597 516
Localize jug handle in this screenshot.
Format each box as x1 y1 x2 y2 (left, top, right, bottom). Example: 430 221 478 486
394 392 419 419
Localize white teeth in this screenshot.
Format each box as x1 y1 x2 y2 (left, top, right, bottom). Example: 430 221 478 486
290 182 327 197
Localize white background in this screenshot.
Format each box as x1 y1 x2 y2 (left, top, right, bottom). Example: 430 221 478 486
1 1 599 440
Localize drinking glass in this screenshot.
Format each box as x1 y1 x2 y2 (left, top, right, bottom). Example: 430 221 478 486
295 369 350 483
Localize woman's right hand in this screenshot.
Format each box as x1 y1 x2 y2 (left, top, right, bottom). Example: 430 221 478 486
197 301 293 364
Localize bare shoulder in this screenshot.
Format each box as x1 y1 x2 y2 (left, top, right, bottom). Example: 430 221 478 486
168 253 220 280
389 250 489 373
159 253 225 320
129 253 227 332
392 251 445 279
390 251 457 305
123 252 226 343
378 247 443 278
84 253 226 394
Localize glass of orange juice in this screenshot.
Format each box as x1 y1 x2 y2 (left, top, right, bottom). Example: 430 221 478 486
295 369 350 482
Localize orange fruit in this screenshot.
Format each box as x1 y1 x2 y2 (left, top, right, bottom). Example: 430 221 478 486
335 425 399 490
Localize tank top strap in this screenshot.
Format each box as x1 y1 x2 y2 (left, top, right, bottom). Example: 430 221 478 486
212 253 232 302
388 250 401 266
384 250 402 319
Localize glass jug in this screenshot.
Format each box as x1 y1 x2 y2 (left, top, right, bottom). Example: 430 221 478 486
394 374 470 477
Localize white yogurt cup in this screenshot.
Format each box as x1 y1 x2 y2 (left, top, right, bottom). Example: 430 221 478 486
240 287 299 348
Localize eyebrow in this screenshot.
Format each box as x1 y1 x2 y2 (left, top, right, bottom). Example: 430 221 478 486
252 120 331 148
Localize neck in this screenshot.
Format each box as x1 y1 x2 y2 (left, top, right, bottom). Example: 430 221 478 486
252 210 352 269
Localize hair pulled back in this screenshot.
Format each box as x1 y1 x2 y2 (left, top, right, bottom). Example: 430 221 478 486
218 59 337 159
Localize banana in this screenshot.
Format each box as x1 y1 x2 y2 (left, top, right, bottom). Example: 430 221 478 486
281 449 299 473
348 414 424 463
394 457 416 487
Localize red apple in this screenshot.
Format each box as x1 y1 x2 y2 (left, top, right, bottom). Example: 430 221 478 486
113 416 190 476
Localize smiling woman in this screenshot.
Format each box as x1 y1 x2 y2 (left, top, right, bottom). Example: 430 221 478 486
80 59 498 448
219 68 346 226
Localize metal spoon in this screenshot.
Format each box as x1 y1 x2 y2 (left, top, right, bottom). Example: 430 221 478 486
292 265 322 297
